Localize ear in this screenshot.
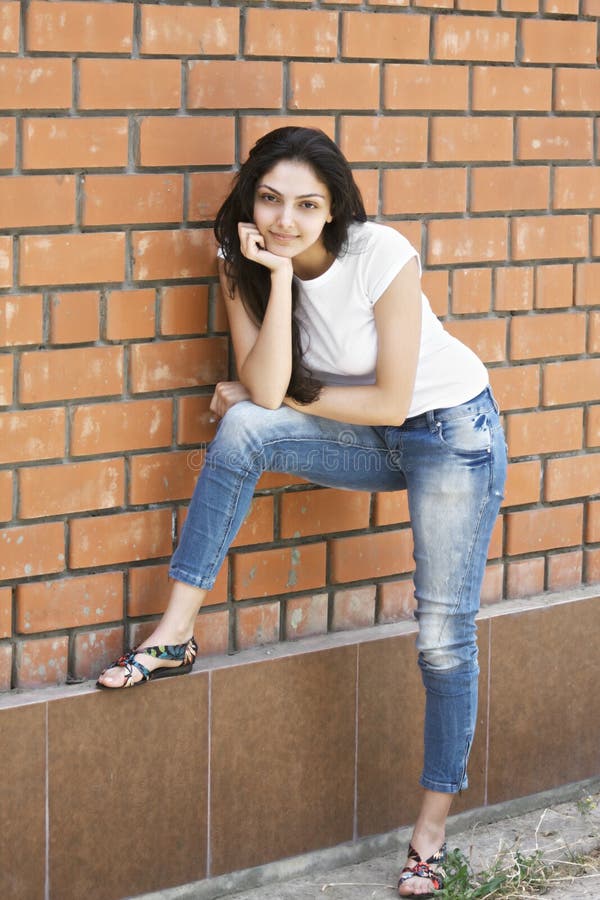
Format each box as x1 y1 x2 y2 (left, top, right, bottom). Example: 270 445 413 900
326 214 333 224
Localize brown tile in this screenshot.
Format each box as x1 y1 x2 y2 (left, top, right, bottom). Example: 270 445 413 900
487 597 600 805
48 674 208 900
357 622 489 838
0 703 46 900
210 647 356 875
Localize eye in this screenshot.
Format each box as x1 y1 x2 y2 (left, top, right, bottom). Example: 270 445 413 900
258 193 278 203
300 201 318 210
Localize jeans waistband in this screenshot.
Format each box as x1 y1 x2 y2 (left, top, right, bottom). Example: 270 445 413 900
402 386 498 429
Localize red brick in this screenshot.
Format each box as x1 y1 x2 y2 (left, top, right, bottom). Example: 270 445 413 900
0 585 11 637
0 236 11 288
554 167 600 211
340 116 427 163
494 267 534 312
585 548 600 584
330 529 414 583
280 488 370 539
543 0 578 12
196 609 229 657
427 218 507 265
0 522 64 580
0 294 43 346
590 311 600 354
71 398 172 456
506 408 583 457
140 117 234 168
595 217 600 259
70 509 172 568
504 460 541 507
131 229 217 282
176 396 217 446
452 269 492 315
378 579 416 623
510 312 586 361
481 563 504 605
506 504 583 554
470 167 549 214
502 0 538 12
20 458 125 519
0 117 16 168
521 20 596 65
383 168 466 216
235 602 280 651
512 216 588 262
140 5 238 55
543 359 600 406
343 12 429 59
489 365 540 412
435 15 516 61
545 454 600 503
0 2 18 53
0 643 11 690
83 174 182 227
445 318 507 363
0 355 13 406
472 66 551 112
22 117 128 170
518 118 593 161
431 116 513 162
587 406 600 449
555 69 600 112
130 451 197 505
27 1 133 53
231 496 274 549
160 285 209 336
72 626 125 682
78 59 180 110
0 174 76 228
188 61 282 109
20 232 125 287
373 491 410 527
421 270 449 317
239 116 335 160
385 64 468 111
19 346 123 403
587 500 600 543
15 635 68 688
0 59 71 109
106 289 155 341
130 337 227 393
16 572 123 634
506 557 545 599
188 173 233 223
246 10 338 58
583 0 600 12
332 585 376 632
289 62 378 110
0 407 64 464
285 593 328 640
232 543 326 600
0 469 12 522
535 265 574 310
50 291 100 344
129 562 226 615
547 550 582 591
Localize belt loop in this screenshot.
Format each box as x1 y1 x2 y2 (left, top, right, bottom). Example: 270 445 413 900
425 409 437 432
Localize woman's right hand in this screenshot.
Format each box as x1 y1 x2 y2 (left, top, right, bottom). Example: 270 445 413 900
238 222 293 276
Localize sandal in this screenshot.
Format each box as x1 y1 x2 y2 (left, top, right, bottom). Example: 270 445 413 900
96 637 198 689
398 842 446 898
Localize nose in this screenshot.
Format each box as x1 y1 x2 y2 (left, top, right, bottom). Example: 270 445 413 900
276 204 294 228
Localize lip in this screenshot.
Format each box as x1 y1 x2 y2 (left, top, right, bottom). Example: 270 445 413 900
269 232 299 243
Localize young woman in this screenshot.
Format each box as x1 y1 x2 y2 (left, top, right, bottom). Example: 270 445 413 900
98 127 507 898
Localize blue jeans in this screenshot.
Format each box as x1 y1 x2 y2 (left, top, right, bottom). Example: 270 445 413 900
170 386 507 793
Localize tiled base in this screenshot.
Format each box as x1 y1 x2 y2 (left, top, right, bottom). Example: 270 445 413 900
0 588 598 900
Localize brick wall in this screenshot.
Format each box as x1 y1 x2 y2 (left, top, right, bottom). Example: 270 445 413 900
0 0 598 691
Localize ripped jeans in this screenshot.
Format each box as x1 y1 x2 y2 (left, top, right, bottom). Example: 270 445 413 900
170 386 507 793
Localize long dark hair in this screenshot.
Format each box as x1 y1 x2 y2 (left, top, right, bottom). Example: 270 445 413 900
214 126 367 403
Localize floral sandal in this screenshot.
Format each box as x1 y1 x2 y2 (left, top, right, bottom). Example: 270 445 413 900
398 842 446 898
96 637 198 689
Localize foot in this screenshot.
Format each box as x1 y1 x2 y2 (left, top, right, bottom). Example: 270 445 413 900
97 634 196 688
398 840 446 897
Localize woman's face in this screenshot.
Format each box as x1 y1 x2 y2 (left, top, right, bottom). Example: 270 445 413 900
252 159 333 268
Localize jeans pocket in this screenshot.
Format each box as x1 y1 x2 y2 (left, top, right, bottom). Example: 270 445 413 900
436 412 492 456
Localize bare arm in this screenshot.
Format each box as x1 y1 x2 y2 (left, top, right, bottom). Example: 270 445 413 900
219 223 294 410
284 257 422 426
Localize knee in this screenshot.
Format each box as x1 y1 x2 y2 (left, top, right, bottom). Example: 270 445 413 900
207 401 272 467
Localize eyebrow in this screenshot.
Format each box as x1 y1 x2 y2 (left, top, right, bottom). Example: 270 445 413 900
257 183 326 200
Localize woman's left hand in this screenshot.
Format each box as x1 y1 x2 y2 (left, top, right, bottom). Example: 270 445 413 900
209 381 252 420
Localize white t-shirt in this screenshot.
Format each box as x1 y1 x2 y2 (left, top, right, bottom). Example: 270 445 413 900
294 221 488 418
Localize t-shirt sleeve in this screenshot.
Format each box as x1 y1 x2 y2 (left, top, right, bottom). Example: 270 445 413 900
363 225 421 306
